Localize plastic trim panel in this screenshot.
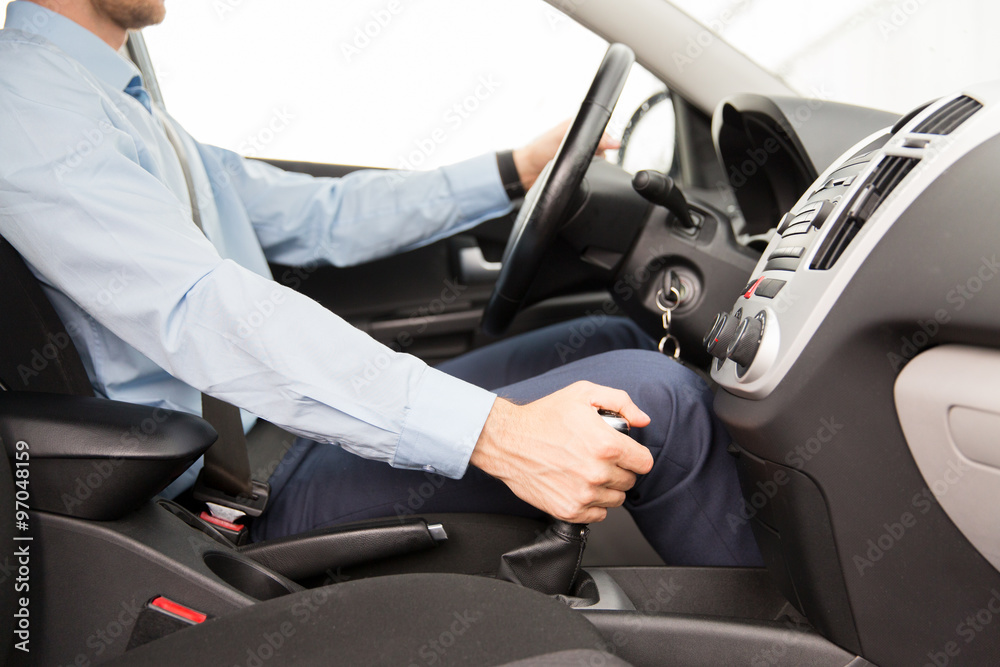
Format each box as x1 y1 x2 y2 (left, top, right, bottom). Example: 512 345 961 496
895 345 1000 572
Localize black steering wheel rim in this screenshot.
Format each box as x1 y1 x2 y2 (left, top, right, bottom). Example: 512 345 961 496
480 43 635 336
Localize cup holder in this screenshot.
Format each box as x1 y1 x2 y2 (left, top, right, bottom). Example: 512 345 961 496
204 551 297 601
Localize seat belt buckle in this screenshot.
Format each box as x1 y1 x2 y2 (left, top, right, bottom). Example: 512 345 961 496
193 469 269 546
192 469 269 517
127 596 209 650
199 508 250 546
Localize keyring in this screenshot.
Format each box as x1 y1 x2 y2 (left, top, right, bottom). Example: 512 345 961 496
658 334 680 358
655 286 681 312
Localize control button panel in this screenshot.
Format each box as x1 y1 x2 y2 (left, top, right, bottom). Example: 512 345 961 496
754 278 786 299
704 311 741 360
707 134 884 388
704 307 777 381
768 246 805 260
728 311 766 373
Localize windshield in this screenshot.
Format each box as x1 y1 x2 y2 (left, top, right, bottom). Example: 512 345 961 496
670 0 1000 114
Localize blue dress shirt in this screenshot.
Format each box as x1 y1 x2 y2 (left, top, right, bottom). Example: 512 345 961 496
0 1 513 486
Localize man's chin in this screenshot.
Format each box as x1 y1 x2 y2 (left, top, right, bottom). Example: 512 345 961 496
128 2 166 30
96 0 167 31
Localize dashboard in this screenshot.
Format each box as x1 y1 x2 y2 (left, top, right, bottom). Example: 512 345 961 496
710 92 987 397
705 83 1000 667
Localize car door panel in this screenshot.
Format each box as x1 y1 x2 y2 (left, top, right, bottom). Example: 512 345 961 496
259 159 607 364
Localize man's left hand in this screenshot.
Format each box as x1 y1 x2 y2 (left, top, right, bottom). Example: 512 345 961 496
512 120 619 191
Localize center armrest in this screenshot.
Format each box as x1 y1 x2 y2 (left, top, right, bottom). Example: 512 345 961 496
0 392 216 520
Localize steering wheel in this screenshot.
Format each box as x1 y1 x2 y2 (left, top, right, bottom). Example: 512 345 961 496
480 44 635 335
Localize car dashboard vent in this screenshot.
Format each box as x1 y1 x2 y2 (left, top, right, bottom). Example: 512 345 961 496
912 95 983 135
811 155 920 270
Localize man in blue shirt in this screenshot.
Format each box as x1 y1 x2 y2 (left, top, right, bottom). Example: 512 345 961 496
0 0 761 565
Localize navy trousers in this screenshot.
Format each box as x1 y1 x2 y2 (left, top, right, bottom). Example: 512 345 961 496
251 317 762 567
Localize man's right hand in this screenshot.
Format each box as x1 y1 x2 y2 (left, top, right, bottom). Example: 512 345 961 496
469 382 654 523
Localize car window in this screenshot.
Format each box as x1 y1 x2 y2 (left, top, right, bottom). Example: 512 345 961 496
670 0 1000 114
142 0 665 169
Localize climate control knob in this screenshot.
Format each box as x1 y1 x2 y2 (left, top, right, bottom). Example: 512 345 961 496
727 312 765 368
704 312 740 360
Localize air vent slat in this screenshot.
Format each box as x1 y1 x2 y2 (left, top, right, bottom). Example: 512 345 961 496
811 156 920 270
912 95 982 135
934 106 969 133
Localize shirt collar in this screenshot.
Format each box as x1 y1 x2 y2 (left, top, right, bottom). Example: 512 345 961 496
3 1 140 91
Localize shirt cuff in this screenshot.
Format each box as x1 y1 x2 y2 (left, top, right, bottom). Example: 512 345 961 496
392 367 497 479
439 152 513 218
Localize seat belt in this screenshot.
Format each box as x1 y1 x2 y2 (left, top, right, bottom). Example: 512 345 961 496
156 109 268 523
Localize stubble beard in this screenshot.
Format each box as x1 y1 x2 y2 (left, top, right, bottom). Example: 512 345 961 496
92 0 166 31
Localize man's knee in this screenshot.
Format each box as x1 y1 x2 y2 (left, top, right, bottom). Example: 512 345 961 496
600 349 709 403
660 358 712 408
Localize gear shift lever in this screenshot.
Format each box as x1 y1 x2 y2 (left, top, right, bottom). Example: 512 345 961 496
496 410 630 596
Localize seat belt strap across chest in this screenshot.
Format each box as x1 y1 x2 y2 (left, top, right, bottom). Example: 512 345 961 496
156 108 268 519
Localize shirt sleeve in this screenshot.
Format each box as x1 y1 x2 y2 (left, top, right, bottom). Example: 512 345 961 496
0 45 497 479
199 145 514 267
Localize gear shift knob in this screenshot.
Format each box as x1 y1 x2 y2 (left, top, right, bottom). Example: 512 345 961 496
498 409 634 597
549 410 629 543
598 409 630 435
552 410 628 531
